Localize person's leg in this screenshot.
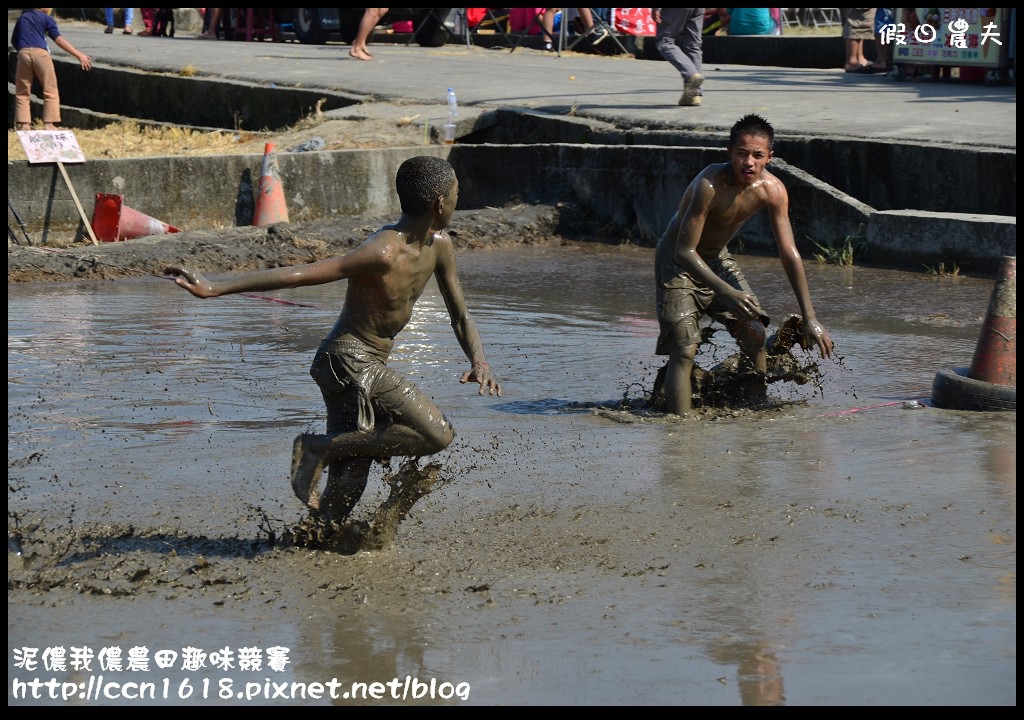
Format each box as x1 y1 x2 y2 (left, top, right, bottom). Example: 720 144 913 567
726 317 768 402
198 8 221 38
680 8 705 101
35 52 61 128
318 457 374 522
293 345 455 511
656 8 692 75
870 8 892 71
857 9 876 65
713 255 769 401
656 282 707 415
664 340 699 414
576 8 595 33
541 8 559 50
293 414 454 507
845 38 863 69
312 363 375 522
140 8 155 35
123 8 134 33
657 8 704 105
105 8 115 32
14 50 37 129
729 318 768 373
349 8 389 60
841 9 862 70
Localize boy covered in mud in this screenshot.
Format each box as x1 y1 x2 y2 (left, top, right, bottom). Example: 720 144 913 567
166 155 501 522
655 113 833 414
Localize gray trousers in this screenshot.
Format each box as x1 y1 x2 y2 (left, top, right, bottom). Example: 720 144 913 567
656 8 704 91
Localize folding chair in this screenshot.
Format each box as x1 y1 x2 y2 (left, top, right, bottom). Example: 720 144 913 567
804 8 842 29
405 8 455 46
781 8 802 30
463 8 516 49
561 8 631 56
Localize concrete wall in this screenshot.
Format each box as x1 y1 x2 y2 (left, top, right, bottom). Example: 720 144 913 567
471 109 1017 218
9 142 1014 274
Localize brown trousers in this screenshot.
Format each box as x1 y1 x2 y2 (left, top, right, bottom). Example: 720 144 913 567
15 47 60 126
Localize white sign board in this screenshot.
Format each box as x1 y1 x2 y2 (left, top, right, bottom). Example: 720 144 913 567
17 130 86 164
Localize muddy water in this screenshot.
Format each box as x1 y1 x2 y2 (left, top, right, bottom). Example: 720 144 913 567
8 245 1016 706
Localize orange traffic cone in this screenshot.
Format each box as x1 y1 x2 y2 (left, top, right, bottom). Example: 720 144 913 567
931 255 1016 411
968 255 1016 386
91 193 181 242
252 142 289 227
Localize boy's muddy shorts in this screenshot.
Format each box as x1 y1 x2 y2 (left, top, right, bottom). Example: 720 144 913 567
655 254 768 356
310 334 453 438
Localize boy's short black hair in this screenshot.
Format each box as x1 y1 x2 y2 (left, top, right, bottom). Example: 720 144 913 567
729 113 775 150
396 156 456 215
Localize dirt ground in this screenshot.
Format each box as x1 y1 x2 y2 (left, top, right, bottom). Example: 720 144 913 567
7 202 606 284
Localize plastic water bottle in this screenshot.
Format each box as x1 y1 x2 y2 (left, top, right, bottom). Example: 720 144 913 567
445 88 458 145
447 87 458 121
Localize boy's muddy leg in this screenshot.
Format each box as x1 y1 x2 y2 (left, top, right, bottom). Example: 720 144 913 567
290 422 454 510
362 460 444 551
292 434 326 509
318 457 373 522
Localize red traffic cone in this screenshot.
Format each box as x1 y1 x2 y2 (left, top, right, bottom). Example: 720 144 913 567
252 142 289 227
91 193 180 242
968 255 1016 386
931 255 1016 411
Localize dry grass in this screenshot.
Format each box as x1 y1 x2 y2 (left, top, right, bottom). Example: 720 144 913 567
6 98 425 160
8 120 272 161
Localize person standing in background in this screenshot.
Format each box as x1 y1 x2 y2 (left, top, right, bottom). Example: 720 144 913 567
12 8 92 130
652 8 705 106
104 8 134 34
869 8 894 73
138 8 155 36
197 8 224 39
841 8 878 72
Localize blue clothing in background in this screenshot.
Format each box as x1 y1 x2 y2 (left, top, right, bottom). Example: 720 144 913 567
726 8 779 36
11 9 60 51
875 7 894 33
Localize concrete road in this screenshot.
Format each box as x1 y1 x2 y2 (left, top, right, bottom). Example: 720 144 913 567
25 19 1017 150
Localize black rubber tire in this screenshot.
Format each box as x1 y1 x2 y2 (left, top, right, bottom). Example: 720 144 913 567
338 16 359 44
931 367 1016 411
294 9 328 45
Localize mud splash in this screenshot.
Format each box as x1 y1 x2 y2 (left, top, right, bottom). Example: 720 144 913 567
285 459 449 554
586 314 827 423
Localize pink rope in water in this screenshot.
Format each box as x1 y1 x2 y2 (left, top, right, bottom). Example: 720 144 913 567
824 400 924 416
240 293 321 309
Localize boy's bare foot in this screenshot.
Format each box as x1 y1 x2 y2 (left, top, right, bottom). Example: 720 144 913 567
348 47 373 61
291 433 326 510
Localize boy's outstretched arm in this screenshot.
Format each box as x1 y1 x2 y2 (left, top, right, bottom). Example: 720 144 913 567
433 237 502 396
164 239 389 298
53 36 91 71
768 193 834 358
